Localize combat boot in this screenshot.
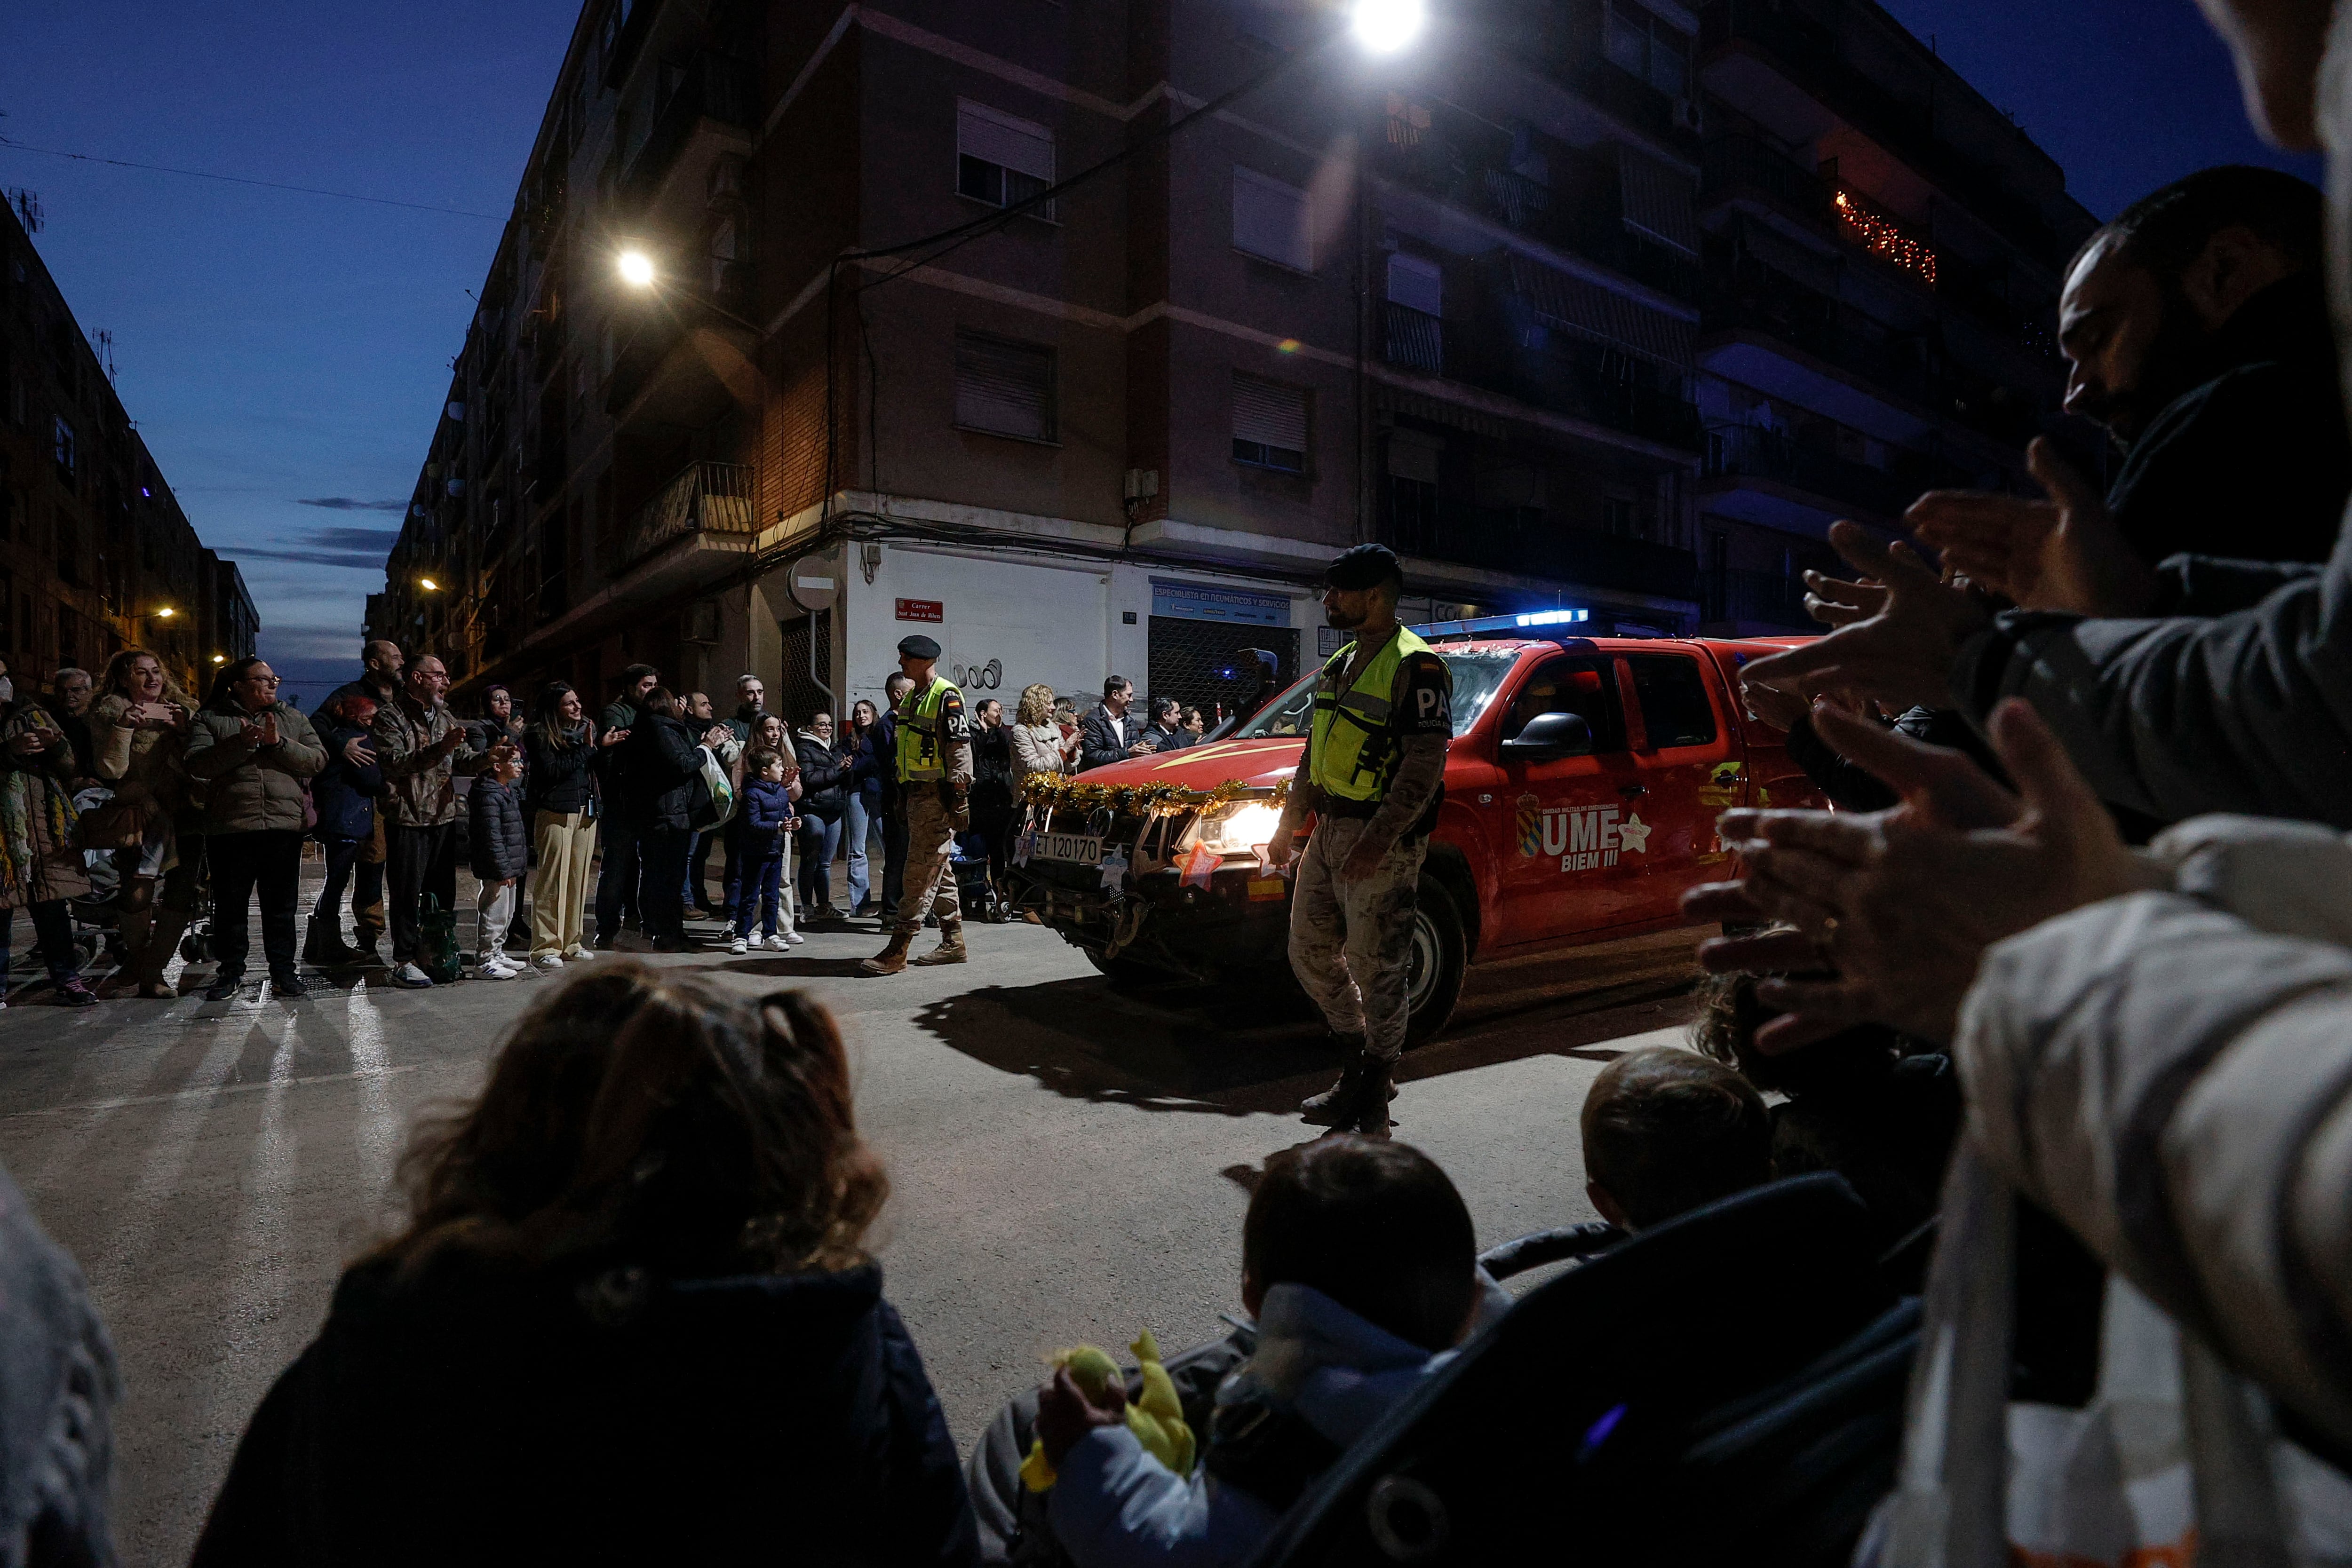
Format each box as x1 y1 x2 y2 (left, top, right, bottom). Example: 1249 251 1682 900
302 915 332 967
1328 1054 1396 1140
1300 1038 1398 1125
860 933 914 976
907 922 968 966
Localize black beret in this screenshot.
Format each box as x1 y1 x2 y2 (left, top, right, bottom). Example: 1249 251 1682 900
1324 542 1404 591
897 634 942 660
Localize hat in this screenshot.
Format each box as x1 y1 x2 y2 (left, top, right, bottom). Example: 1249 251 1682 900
897 634 942 660
1324 542 1404 592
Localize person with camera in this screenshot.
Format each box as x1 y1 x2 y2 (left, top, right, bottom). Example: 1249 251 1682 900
184 658 328 1002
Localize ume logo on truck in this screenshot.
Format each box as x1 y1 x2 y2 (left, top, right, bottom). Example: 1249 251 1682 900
1515 794 1651 871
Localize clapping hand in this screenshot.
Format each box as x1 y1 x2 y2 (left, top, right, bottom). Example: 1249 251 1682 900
6 729 49 759
1682 699 2152 1050
1033 1365 1128 1469
702 725 731 750
1738 522 1993 718
341 735 378 768
601 728 629 748
1906 438 2159 617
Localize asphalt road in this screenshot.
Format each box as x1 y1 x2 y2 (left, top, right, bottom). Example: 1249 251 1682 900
0 899 1705 1564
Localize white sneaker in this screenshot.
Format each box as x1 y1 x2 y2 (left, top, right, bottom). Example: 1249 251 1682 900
765 933 791 951
532 954 565 972
390 963 434 989
785 931 805 946
478 958 518 980
728 937 748 955
563 948 594 961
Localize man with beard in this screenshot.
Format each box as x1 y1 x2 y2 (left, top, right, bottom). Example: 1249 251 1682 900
1266 545 1453 1138
1904 165 2344 615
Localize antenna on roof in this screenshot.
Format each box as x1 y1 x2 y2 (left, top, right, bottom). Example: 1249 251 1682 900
3 187 40 233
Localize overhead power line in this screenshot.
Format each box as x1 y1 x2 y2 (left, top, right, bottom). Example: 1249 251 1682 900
0 136 503 221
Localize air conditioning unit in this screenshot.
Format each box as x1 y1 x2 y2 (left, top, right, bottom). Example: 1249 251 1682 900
683 598 722 644
1671 96 1702 133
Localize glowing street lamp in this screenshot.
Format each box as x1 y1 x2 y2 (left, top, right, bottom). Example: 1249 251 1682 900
419 578 441 592
1351 0 1425 54
154 606 176 619
616 249 657 289
211 654 227 665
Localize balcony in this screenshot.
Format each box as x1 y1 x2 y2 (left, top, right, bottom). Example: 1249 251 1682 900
615 53 756 211
616 460 755 571
1703 261 1937 404
1703 0 2059 267
1385 302 1445 375
1383 496 1698 601
1701 134 1836 222
1700 566 1814 629
1703 423 1914 518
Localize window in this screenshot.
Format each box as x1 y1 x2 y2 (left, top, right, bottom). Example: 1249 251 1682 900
1232 374 1308 473
954 331 1056 442
1628 654 1717 748
1503 656 1624 747
1387 253 1442 317
51 415 74 483
1233 168 1311 271
957 100 1056 221
1604 2 1690 98
1602 497 1637 537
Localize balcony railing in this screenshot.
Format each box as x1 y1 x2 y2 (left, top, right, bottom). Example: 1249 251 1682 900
616 53 756 208
1703 423 1915 517
1700 567 1814 629
1381 496 1699 600
618 460 756 570
1701 134 1835 220
1384 302 1445 375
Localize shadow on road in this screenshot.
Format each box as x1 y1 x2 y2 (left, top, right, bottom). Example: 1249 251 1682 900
911 929 1707 1115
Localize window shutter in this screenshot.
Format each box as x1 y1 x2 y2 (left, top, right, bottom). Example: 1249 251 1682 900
1233 168 1311 271
1386 253 1443 316
1232 375 1308 454
958 100 1055 183
955 333 1055 441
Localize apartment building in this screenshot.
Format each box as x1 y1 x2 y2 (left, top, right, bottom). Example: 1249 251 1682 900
373 0 2090 723
0 198 258 699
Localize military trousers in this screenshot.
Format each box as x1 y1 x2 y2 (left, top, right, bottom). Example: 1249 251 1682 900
894 788 964 937
1287 815 1426 1062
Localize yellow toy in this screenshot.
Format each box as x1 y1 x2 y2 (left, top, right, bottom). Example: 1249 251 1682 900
1019 1328 1196 1491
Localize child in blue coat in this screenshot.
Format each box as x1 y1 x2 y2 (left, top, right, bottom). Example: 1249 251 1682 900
730 749 802 953
305 693 385 966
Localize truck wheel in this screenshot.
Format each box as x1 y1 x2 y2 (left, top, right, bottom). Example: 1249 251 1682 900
1403 874 1467 1048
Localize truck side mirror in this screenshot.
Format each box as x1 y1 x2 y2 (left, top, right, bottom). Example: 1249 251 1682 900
1502 711 1594 759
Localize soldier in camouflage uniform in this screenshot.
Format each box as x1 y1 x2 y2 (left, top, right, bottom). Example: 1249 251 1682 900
1267 545 1454 1138
861 634 973 975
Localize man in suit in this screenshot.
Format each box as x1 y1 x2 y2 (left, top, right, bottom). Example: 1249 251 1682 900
1138 697 1193 754
1077 676 1155 772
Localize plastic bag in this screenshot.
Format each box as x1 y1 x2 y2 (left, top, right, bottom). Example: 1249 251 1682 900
416 894 462 985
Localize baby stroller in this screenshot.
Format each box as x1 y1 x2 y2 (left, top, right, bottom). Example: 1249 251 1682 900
68 786 126 970
950 828 1007 923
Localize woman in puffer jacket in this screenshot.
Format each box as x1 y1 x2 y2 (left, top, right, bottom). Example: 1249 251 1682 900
90 647 197 998
183 658 326 1002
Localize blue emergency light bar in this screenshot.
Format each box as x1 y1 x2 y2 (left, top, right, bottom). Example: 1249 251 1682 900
1410 609 1591 640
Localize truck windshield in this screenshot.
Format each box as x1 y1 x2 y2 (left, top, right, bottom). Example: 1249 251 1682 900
1231 650 1519 740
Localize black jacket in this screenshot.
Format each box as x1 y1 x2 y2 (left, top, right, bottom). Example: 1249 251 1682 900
971 724 1015 815
620 713 703 832
189 1252 980 1568
524 724 599 816
1781 706 2004 814
468 776 529 882
2106 272 2351 569
1139 722 1193 756
1077 705 1136 773
794 732 848 822
313 676 397 728
309 721 385 841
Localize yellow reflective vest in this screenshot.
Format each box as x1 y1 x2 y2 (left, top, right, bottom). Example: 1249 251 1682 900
895 675 961 783
1308 626 1434 802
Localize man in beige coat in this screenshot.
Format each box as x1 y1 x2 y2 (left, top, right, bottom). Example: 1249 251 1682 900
184 657 326 1001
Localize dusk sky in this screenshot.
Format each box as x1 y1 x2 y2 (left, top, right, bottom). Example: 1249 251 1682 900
1 0 2320 710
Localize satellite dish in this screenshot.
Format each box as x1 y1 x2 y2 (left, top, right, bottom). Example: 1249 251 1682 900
787 554 838 614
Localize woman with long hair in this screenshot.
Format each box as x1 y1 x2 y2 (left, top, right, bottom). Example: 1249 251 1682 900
191 969 978 1563
1008 683 1070 791
838 698 881 916
90 647 197 997
0 657 98 1006
521 681 600 968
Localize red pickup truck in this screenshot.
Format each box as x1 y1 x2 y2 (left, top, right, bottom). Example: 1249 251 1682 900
1010 631 1824 1044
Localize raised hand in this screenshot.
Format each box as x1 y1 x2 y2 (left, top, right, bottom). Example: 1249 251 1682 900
1739 522 1992 716
1907 437 2158 616
1801 572 1889 629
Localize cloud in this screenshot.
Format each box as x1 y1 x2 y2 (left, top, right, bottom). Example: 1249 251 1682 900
297 497 408 512
224 525 399 570
232 548 389 570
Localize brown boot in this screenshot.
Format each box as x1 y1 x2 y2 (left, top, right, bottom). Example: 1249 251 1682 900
127 908 189 999
860 933 915 976
1301 1040 1375 1125
907 922 968 966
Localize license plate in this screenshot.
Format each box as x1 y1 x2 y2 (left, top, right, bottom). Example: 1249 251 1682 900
1038 832 1104 865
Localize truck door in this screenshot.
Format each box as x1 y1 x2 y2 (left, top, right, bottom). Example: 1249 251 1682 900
1491 653 1648 942
1617 650 1741 919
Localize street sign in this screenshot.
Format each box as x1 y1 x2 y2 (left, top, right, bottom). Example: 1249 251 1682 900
896 598 944 623
787 555 837 614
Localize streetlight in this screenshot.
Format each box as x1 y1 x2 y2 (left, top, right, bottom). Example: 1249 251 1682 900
419 578 440 592
614 244 762 333
211 654 227 665
616 248 657 289
153 606 175 619
1351 0 1425 53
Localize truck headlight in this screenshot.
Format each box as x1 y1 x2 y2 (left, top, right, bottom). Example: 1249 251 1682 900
1193 800 1284 856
